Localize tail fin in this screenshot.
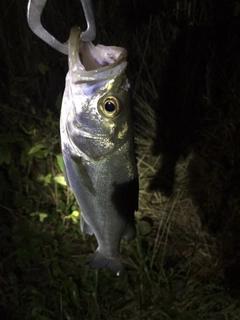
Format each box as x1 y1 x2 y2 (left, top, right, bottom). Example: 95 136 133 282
89 250 125 278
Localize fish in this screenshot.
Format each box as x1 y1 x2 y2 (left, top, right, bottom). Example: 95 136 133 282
60 27 139 277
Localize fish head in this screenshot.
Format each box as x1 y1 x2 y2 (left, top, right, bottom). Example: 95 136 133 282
63 27 133 160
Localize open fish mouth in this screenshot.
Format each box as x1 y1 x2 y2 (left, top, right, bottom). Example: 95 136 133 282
68 28 128 83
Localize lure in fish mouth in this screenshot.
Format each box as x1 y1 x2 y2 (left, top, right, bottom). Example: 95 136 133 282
60 27 139 277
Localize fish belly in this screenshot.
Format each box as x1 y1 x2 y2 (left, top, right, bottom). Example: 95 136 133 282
62 145 138 276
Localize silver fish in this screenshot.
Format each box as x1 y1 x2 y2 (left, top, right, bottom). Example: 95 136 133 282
60 27 138 277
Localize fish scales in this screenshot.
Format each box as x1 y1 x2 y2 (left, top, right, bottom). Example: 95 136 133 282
60 27 138 277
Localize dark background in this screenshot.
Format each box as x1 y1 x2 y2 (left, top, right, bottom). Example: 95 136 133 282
1 0 240 317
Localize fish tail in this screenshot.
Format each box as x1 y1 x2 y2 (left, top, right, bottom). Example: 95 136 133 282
89 250 125 278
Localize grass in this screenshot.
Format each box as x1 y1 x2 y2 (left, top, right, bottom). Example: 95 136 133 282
1 208 240 319
1 0 240 319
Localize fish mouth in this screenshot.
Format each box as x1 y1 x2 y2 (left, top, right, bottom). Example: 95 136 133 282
68 27 127 83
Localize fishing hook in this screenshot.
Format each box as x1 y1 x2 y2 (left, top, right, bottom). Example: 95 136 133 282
27 0 96 54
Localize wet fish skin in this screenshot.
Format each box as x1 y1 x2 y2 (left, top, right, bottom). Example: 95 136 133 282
60 27 138 277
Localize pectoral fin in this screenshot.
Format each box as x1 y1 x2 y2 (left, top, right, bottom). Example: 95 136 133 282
62 159 70 187
71 155 96 195
62 151 95 196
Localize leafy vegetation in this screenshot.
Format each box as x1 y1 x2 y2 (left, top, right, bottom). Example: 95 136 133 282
1 0 240 319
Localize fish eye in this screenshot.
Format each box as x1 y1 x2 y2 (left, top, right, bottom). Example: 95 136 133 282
100 96 120 118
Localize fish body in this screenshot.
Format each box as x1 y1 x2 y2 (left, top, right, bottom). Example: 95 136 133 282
60 27 138 276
